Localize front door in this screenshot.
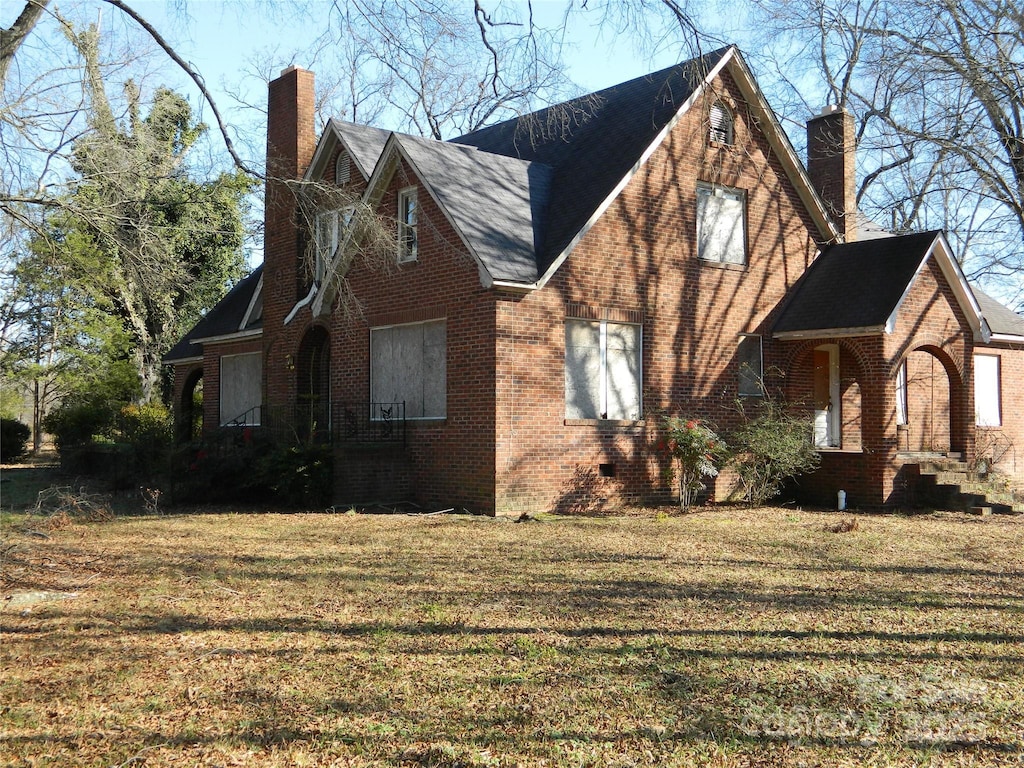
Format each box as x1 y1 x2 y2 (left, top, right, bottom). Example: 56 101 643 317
813 344 839 447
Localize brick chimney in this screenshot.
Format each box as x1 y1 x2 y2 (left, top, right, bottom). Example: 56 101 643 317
263 66 316 413
263 65 316 323
807 105 857 241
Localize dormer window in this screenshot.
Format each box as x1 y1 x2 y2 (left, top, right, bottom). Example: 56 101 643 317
398 187 418 263
314 207 353 282
709 101 734 145
335 150 351 185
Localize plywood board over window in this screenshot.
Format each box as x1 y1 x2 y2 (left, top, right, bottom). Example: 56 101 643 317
220 352 262 425
565 319 641 420
697 183 746 265
371 319 445 418
974 354 1001 427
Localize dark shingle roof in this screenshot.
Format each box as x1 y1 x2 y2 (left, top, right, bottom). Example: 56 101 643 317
163 265 263 363
974 287 1024 338
398 136 552 283
333 121 391 179
452 47 732 275
774 231 942 334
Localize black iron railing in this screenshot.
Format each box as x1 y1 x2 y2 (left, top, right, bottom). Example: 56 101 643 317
220 402 405 445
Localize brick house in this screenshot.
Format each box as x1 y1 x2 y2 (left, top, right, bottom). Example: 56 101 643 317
165 46 1024 513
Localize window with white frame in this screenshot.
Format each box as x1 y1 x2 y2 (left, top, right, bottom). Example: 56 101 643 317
219 352 262 426
737 334 762 396
565 319 642 420
709 101 734 145
974 354 1001 427
314 207 353 283
895 359 908 425
697 183 746 265
398 187 418 263
370 319 445 419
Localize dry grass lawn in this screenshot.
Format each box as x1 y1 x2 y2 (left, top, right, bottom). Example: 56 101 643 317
2 505 1023 767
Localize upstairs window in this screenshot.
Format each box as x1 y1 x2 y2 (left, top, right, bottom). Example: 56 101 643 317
565 319 642 420
709 101 734 145
398 187 418 263
697 183 746 266
335 150 351 185
314 207 353 283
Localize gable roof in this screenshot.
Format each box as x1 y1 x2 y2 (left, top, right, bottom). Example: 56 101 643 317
162 266 263 363
314 45 837 297
395 135 552 284
773 231 987 341
307 120 392 182
973 287 1024 342
452 45 836 284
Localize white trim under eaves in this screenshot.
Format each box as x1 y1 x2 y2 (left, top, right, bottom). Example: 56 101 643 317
239 274 264 331
883 233 990 343
773 325 886 341
988 333 1024 345
191 328 263 345
164 355 203 365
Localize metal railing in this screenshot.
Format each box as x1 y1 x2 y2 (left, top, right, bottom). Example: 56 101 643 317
220 402 405 445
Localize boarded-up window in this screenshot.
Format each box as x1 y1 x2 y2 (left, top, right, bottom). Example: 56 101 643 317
220 352 262 425
974 354 1001 427
371 320 445 418
738 334 762 396
697 183 746 265
565 319 641 420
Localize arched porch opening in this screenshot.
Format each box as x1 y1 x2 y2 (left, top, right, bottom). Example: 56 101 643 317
894 345 965 456
296 325 330 442
786 340 866 451
178 369 203 443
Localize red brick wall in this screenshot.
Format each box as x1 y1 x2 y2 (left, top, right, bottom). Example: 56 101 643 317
492 72 822 513
973 343 1024 484
788 256 975 508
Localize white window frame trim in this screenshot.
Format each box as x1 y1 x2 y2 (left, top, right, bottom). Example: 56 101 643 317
397 186 418 264
974 353 1002 427
565 318 643 421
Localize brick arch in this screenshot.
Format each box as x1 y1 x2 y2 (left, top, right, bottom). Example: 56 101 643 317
177 366 204 444
781 336 874 385
890 335 965 385
782 337 870 452
296 323 331 442
893 340 969 456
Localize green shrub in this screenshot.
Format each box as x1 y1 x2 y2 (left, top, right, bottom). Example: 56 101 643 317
1 418 31 463
658 417 728 510
728 398 820 505
257 443 333 508
43 398 117 450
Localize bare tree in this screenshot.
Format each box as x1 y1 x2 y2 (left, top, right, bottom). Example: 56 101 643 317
747 0 1024 304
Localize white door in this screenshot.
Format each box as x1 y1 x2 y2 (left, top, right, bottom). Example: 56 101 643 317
813 345 840 448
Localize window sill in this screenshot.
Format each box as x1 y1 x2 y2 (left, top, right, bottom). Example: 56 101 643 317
698 258 746 271
565 418 646 428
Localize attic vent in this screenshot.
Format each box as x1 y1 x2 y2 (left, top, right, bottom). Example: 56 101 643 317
335 150 351 185
709 102 734 145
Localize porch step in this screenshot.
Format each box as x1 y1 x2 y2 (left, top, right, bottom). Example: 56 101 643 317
911 458 1024 515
